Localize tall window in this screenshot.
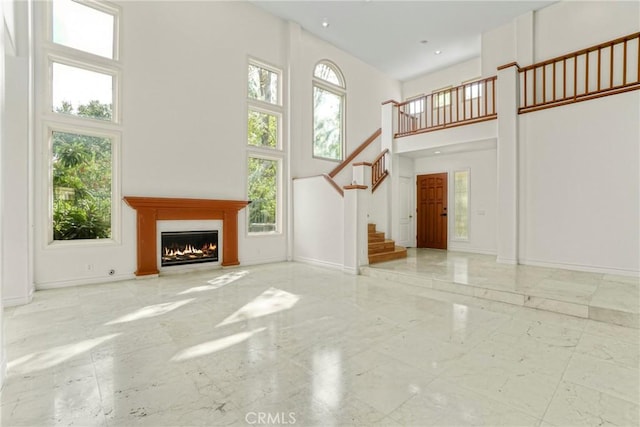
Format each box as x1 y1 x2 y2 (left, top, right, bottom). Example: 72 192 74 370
247 59 283 234
44 0 121 242
454 170 470 240
313 61 345 161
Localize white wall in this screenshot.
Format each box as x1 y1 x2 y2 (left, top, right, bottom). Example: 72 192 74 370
292 176 344 269
413 148 498 255
519 91 640 274
534 1 640 62
402 57 481 100
290 31 400 179
481 22 515 77
2 0 31 308
0 0 6 389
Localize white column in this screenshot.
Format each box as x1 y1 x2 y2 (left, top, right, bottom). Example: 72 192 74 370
343 186 369 274
381 101 397 239
496 63 520 264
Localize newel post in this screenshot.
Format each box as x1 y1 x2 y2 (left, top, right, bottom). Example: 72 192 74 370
343 185 369 274
496 63 520 264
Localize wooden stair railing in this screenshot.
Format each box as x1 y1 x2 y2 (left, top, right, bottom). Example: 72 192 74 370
328 128 382 178
395 76 497 137
371 148 389 192
518 31 640 114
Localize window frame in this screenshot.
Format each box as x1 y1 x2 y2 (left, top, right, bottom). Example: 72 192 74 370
452 169 470 242
246 57 285 236
246 154 282 236
38 0 122 247
44 122 122 246
312 60 346 162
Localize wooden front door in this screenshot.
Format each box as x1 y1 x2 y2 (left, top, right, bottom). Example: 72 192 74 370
417 173 448 249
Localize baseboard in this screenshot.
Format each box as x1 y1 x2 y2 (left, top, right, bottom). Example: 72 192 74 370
2 288 34 307
239 256 287 267
448 246 497 256
293 256 343 271
36 273 135 290
520 258 639 277
342 266 359 275
496 257 518 265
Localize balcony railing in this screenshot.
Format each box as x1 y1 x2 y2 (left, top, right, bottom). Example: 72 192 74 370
519 32 640 113
396 76 497 137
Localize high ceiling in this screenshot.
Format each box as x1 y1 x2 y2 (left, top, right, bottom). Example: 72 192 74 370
252 1 554 81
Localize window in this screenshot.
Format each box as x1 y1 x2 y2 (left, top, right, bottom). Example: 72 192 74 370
52 129 114 240
52 61 114 121
248 63 279 105
464 82 482 99
313 61 345 161
432 87 451 108
41 0 121 243
247 156 279 233
454 170 470 240
406 95 424 116
247 108 279 149
247 59 284 234
52 0 116 59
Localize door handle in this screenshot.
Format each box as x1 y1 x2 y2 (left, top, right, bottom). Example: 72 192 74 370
441 213 447 217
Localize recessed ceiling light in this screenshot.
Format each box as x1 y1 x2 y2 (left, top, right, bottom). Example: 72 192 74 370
321 19 329 28
434 50 442 55
434 151 441 154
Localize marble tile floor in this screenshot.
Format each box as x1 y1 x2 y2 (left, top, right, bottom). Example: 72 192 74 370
1 261 639 426
361 249 640 329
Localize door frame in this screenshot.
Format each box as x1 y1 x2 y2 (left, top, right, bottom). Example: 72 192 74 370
416 171 449 250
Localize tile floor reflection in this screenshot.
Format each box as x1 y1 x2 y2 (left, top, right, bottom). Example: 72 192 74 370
1 261 639 426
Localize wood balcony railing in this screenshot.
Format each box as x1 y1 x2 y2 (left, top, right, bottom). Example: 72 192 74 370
519 32 640 114
371 149 389 192
396 76 497 137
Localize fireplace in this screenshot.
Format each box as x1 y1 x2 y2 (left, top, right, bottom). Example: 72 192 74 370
161 230 219 267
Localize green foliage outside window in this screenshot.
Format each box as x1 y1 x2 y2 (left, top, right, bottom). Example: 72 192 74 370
248 157 277 233
313 86 343 160
52 101 112 240
248 110 278 149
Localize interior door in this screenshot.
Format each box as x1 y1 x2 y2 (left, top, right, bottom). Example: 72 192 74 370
397 176 414 247
417 173 448 249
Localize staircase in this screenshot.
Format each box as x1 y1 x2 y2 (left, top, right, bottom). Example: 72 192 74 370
368 223 407 264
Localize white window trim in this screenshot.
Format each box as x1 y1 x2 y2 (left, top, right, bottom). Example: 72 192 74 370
246 57 285 236
312 60 346 162
245 153 283 237
43 122 122 247
451 168 470 242
37 0 122 248
247 105 283 152
46 54 121 125
247 57 283 108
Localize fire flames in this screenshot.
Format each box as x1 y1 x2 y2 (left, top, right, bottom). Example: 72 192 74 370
162 242 218 264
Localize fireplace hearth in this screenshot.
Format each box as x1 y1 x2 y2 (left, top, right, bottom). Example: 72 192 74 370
161 230 218 267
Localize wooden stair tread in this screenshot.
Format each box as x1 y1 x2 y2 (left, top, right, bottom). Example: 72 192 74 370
369 246 407 264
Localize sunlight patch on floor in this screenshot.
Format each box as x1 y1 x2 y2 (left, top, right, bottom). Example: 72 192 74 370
217 287 300 327
178 270 250 295
170 327 266 362
8 333 120 375
105 299 195 325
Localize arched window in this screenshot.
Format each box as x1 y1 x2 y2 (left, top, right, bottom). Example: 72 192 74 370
313 61 345 161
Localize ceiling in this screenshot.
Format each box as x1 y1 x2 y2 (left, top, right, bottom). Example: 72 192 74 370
252 0 554 81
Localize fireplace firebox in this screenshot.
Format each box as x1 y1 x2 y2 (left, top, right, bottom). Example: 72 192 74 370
161 230 218 267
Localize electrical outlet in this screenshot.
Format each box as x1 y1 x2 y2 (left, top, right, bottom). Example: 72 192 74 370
86 264 93 271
